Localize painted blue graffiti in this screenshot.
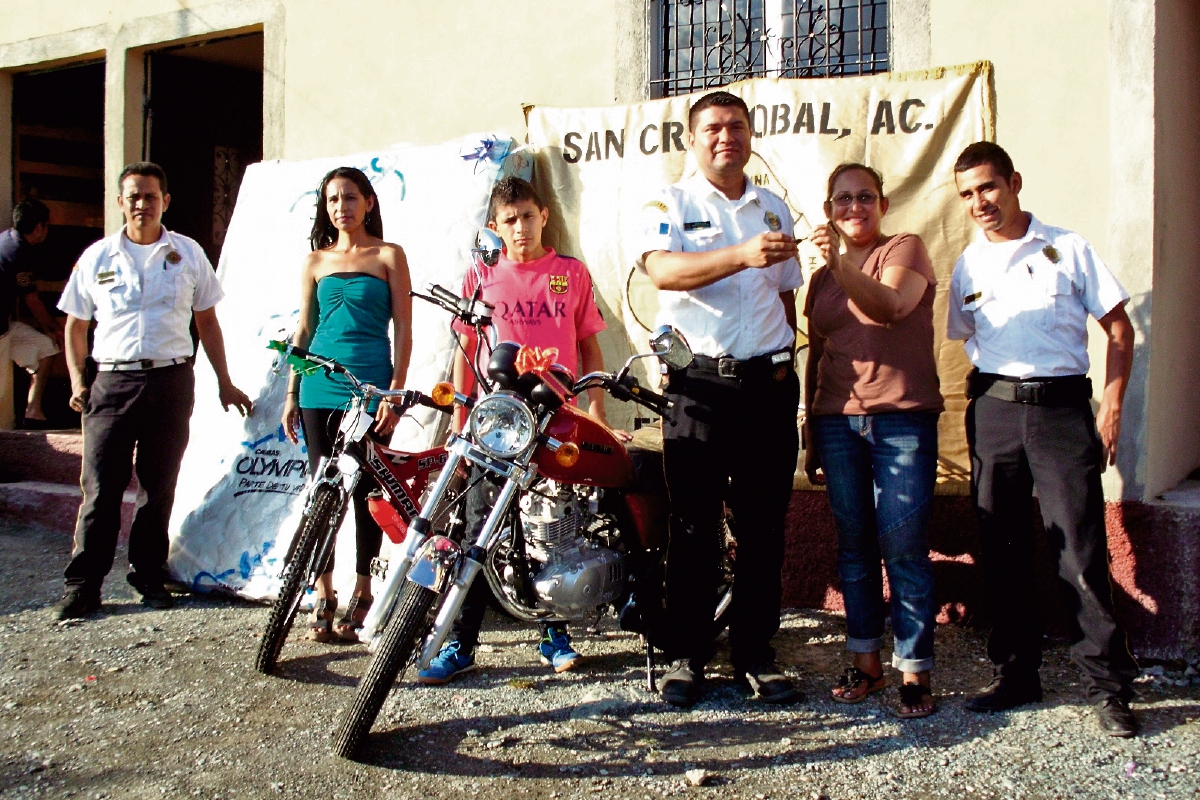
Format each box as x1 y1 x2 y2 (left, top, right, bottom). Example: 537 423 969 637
288 160 407 214
461 136 512 173
190 539 277 593
241 424 291 451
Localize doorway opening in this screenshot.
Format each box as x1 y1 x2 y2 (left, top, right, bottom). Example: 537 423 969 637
144 32 264 265
10 60 105 428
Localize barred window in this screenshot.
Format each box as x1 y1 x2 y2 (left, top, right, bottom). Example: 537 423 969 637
650 0 889 97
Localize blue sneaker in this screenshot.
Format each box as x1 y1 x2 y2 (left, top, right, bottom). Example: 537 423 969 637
539 625 581 673
416 640 476 685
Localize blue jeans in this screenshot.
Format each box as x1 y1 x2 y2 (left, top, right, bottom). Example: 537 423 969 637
811 412 938 673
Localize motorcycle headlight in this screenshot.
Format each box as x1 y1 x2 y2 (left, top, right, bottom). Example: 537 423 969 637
468 392 537 459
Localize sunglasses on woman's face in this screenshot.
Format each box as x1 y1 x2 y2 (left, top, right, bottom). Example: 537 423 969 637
830 192 880 207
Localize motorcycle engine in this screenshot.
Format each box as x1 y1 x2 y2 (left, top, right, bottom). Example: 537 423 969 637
517 480 625 617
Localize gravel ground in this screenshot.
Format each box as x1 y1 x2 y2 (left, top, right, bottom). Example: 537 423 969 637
2 516 1198 800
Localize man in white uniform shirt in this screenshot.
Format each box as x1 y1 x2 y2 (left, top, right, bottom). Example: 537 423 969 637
947 142 1139 737
52 162 252 620
639 91 802 707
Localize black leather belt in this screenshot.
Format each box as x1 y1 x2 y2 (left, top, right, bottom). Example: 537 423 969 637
97 357 190 372
968 370 1092 406
689 347 793 380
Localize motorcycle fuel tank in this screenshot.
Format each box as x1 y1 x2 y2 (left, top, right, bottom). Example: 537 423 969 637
534 404 634 487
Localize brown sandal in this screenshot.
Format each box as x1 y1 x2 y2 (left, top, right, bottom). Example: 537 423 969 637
831 666 887 704
896 683 936 719
305 594 337 643
333 595 373 642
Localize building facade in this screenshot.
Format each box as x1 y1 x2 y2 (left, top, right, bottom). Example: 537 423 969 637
1 0 1197 655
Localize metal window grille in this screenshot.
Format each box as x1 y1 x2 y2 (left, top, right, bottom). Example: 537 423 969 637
651 0 889 97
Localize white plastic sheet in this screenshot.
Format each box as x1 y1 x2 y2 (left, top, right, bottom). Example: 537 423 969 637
167 134 529 601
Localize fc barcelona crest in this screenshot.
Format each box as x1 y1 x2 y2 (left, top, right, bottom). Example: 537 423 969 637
549 274 569 295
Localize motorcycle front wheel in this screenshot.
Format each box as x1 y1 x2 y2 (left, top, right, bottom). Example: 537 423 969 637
332 581 436 759
254 484 340 674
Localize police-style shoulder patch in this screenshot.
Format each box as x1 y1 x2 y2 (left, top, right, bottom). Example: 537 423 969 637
1042 244 1061 264
764 211 782 232
549 274 569 295
14 271 33 288
683 220 712 231
643 200 668 214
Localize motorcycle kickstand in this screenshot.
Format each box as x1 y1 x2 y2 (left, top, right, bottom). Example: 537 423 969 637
643 636 656 693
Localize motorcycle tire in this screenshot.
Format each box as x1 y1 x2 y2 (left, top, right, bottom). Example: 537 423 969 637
332 582 436 759
254 484 340 675
711 515 736 637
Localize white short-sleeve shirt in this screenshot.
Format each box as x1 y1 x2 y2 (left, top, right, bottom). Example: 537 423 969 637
946 214 1129 378
58 227 224 363
636 173 803 360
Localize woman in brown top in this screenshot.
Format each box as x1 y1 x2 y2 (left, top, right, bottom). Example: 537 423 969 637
804 163 943 718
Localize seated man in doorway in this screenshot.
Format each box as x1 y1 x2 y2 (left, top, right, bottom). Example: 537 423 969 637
0 199 62 426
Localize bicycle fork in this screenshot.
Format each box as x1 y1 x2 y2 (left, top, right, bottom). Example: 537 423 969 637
358 449 467 644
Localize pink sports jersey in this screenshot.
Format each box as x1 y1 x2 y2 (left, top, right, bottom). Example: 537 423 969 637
453 248 606 377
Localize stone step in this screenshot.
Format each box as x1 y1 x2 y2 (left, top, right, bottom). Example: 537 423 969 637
0 480 138 539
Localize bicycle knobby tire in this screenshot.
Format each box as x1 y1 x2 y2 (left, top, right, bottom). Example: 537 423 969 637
254 485 341 674
332 582 436 759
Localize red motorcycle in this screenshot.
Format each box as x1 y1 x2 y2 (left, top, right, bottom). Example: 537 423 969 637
332 282 735 759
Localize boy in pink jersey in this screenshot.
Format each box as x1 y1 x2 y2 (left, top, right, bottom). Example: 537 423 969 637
418 177 618 684
449 179 611 426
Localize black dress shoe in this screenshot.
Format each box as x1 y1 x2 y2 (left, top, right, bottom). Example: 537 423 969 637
52 587 102 620
661 659 704 708
964 678 1043 712
1095 696 1138 738
738 663 801 704
127 573 175 610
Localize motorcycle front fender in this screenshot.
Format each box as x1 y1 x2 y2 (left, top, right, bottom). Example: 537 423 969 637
406 535 462 593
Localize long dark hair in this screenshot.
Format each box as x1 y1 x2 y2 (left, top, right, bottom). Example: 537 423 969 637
309 167 383 251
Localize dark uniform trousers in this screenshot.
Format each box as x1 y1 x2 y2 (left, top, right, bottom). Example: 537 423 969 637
65 363 195 591
661 360 800 671
967 393 1138 701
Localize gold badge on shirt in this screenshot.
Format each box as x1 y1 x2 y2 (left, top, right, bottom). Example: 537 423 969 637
764 211 782 232
165 250 182 265
1042 245 1061 264
548 275 569 295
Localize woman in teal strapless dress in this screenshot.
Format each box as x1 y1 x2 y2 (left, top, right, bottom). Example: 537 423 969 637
281 166 412 643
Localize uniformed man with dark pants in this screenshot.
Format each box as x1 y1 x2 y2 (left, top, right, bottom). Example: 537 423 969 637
948 142 1139 737
53 162 252 619
639 91 802 707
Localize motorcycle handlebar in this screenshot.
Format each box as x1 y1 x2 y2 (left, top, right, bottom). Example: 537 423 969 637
621 378 672 414
427 283 462 308
411 284 494 330
575 372 672 414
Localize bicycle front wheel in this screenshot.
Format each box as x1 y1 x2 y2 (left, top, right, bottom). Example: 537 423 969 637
254 485 341 674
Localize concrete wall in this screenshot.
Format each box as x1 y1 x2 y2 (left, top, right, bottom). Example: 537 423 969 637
1146 0 1200 498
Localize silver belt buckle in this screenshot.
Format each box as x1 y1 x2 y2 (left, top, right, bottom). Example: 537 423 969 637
717 358 739 379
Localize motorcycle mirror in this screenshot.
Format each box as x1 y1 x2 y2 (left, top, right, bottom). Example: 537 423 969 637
649 326 693 371
474 228 503 267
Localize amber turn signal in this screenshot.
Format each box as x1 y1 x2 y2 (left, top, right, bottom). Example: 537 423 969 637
431 382 456 406
554 442 581 467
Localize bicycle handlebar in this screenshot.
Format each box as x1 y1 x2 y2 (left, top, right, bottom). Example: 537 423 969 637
267 340 448 414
